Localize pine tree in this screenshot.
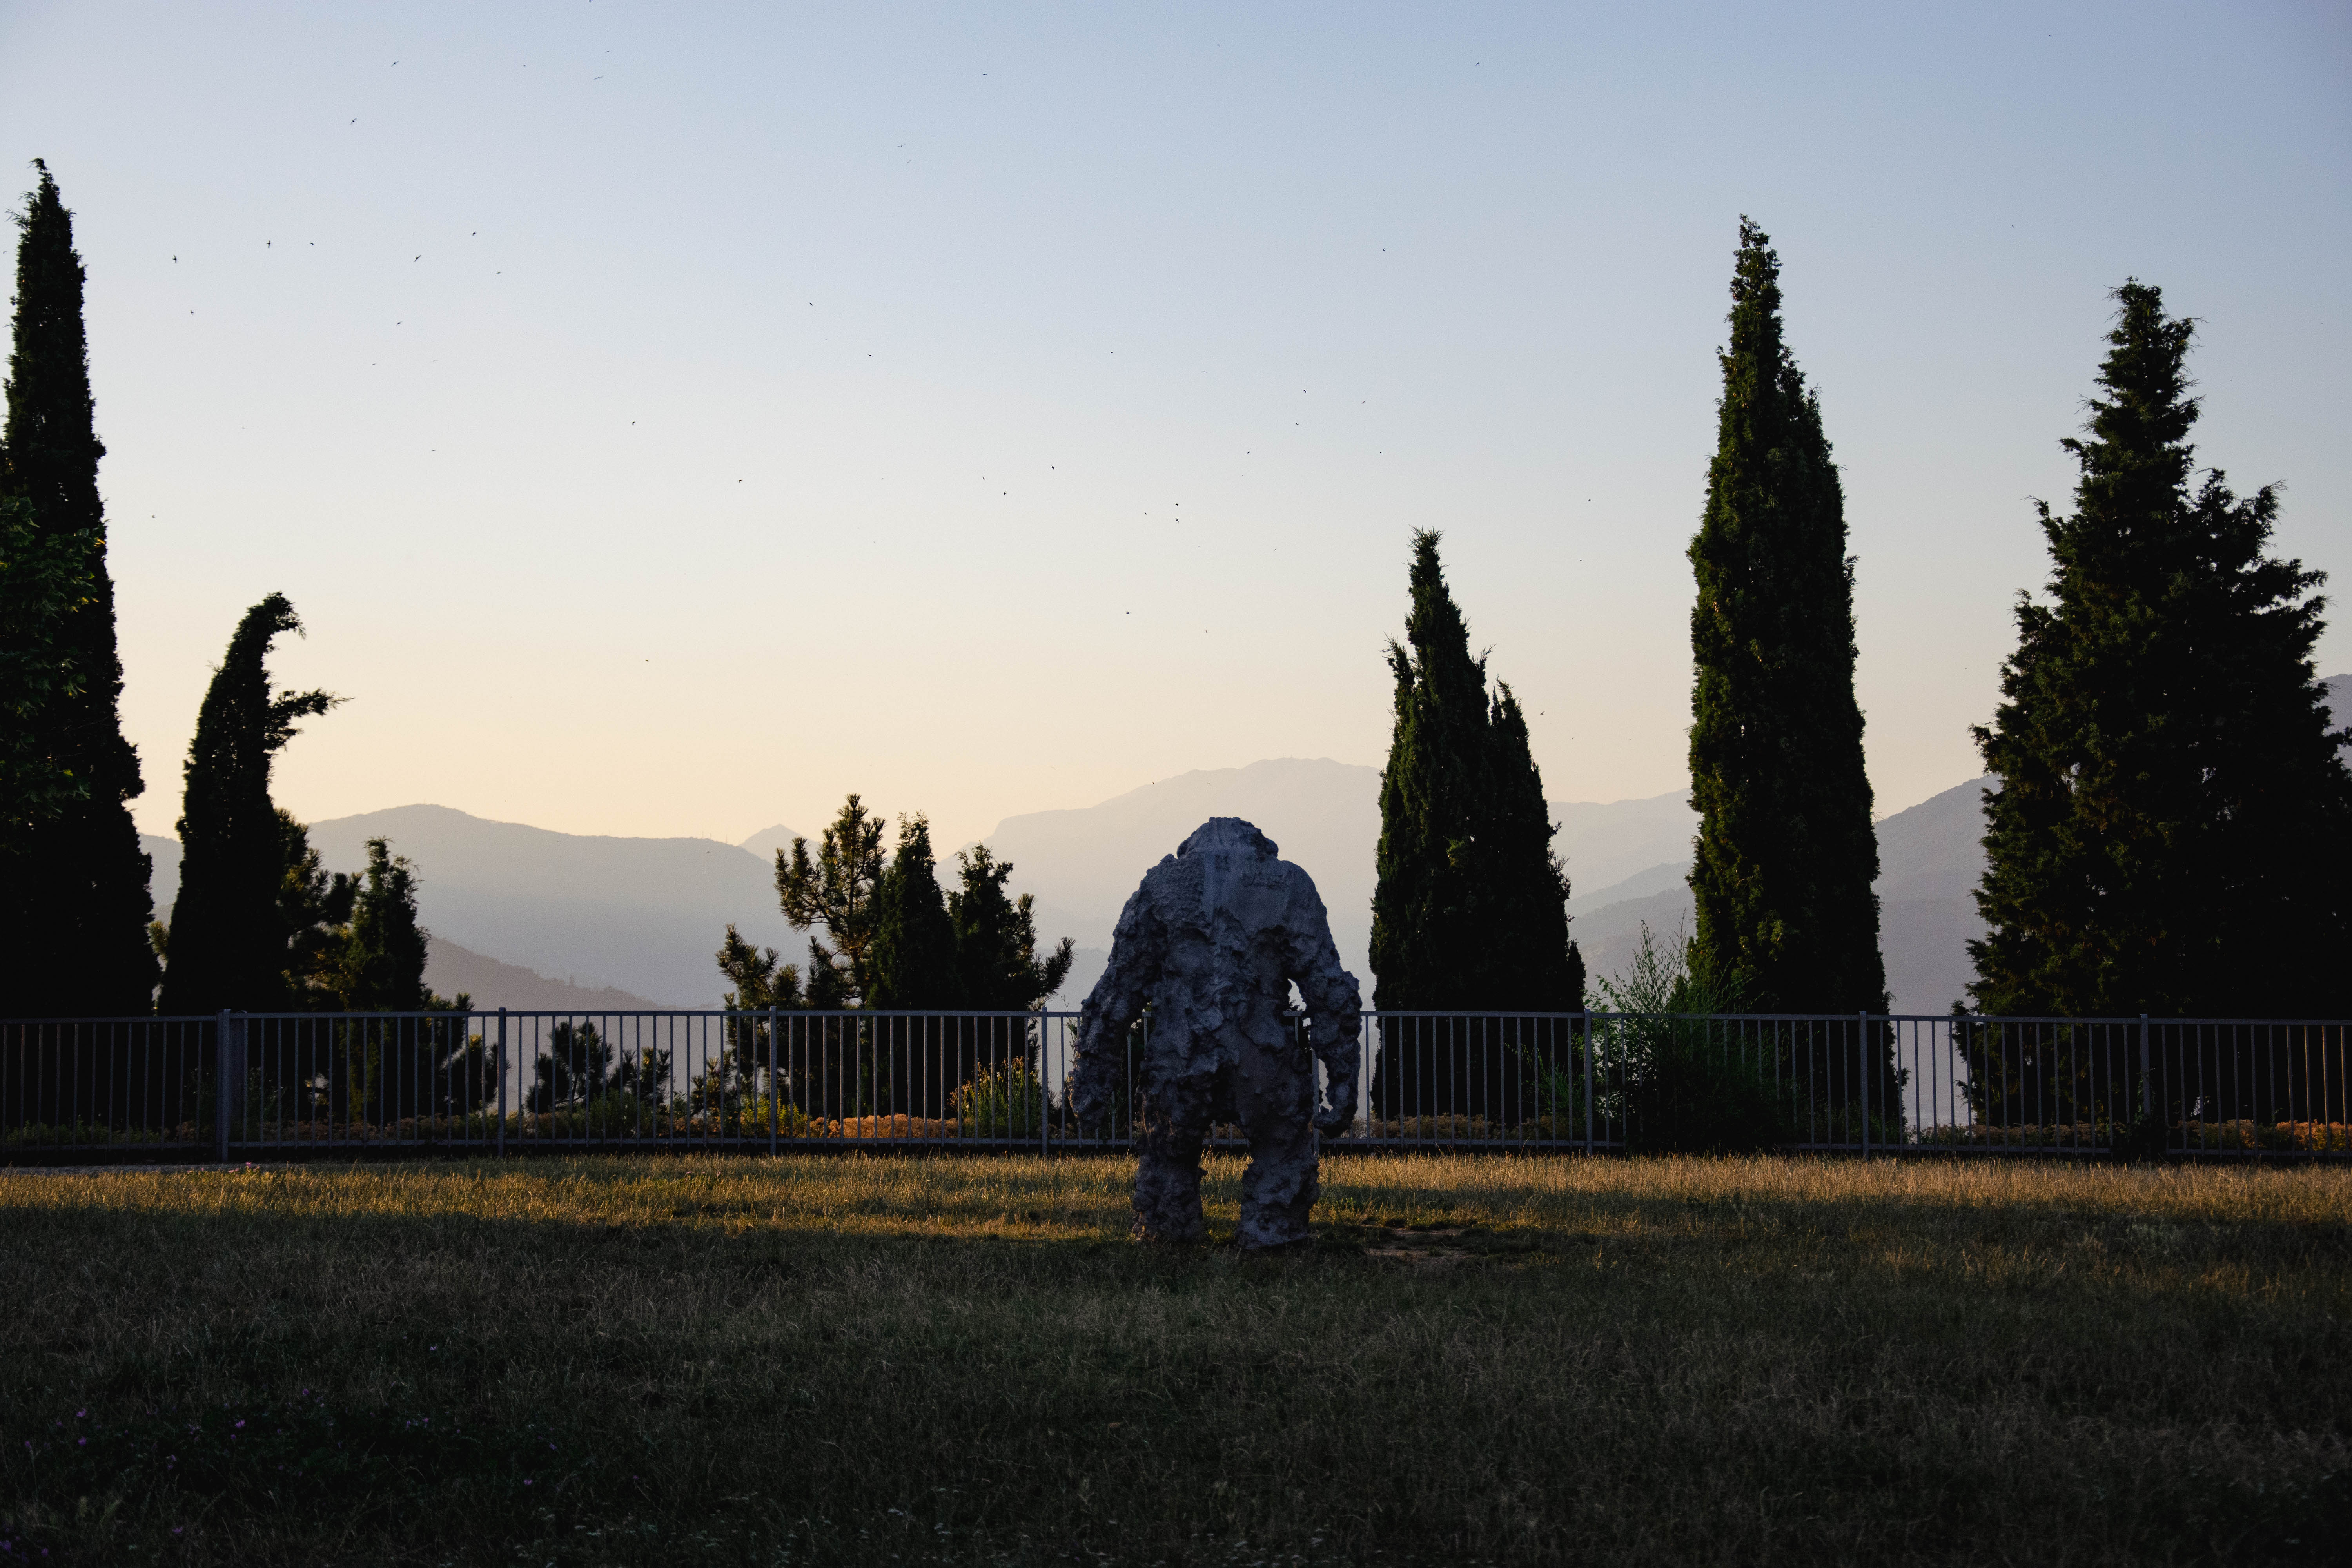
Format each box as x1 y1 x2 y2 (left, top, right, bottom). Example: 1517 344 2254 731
867 814 963 1009
774 794 887 1004
1370 531 1583 1118
156 595 338 1015
949 842 1073 1111
865 814 965 1117
1970 281 2352 1022
1686 218 1886 1020
949 844 1074 1012
0 161 155 1015
331 838 459 1127
337 838 431 1012
276 810 356 1008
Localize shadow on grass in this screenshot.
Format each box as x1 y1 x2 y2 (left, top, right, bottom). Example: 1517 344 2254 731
2 1157 2348 1566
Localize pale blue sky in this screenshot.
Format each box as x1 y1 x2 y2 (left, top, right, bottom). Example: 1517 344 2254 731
4 1 2347 857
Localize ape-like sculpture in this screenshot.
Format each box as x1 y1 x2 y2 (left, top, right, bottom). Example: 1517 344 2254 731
1069 818 1363 1248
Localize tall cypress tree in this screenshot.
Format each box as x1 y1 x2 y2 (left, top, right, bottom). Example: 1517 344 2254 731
0 492 95 828
1370 531 1582 1117
1687 218 1886 1020
1970 282 2352 1020
0 161 155 1015
157 595 337 1014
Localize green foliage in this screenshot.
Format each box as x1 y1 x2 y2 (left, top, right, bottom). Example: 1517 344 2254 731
714 924 802 1011
276 809 356 1008
867 813 962 1008
334 838 432 1011
1686 218 1886 1020
0 494 93 826
1370 530 1583 1015
1970 281 2352 1019
530 1020 613 1112
950 842 1074 1011
156 595 338 1015
1370 530 1582 1118
774 794 886 1005
526 1022 669 1115
950 1057 1047 1138
0 160 155 1015
1594 922 1790 1153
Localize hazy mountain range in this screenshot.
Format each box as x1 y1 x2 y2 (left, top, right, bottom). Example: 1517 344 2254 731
142 674 2348 1015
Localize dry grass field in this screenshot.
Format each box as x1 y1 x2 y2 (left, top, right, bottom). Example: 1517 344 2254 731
2 1152 2347 1566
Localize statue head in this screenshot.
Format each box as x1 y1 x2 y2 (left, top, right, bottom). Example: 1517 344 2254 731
1176 817 1279 861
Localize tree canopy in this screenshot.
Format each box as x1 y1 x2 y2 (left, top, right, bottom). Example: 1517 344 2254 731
1369 529 1582 1014
0 160 154 1015
156 594 338 1015
1969 281 2352 1018
1686 218 1886 1018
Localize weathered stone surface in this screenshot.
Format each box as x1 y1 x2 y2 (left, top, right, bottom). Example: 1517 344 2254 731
1069 817 1363 1247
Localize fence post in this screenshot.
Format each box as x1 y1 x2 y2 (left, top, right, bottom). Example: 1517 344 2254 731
2139 1013 2152 1150
1037 1009 1049 1156
1859 1012 1870 1156
495 1009 507 1158
769 1006 779 1157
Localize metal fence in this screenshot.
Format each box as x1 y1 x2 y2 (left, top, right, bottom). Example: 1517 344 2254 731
2 1008 2346 1162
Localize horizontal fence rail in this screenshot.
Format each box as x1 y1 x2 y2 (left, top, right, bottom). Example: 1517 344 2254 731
2 1009 2345 1162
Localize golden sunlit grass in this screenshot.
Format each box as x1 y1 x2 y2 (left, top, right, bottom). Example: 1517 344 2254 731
4 1152 2348 1566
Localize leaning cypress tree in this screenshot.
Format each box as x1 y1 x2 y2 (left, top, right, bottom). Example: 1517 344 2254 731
1970 282 2352 1025
1370 530 1582 1119
1687 219 1886 1023
0 160 156 1015
156 595 338 1015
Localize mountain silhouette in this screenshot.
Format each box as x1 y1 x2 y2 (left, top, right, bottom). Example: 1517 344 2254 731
137 672 2342 1014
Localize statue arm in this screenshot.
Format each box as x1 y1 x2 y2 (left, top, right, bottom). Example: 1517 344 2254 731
1283 880 1365 1134
1069 889 1159 1130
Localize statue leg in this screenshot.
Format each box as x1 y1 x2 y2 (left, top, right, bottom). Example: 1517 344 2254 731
1132 1069 1214 1243
1232 1034 1320 1249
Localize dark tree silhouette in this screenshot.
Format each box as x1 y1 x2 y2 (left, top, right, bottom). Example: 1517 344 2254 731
1370 530 1582 1120
1686 218 1886 1020
157 595 337 1015
1971 281 2352 1024
0 161 154 1016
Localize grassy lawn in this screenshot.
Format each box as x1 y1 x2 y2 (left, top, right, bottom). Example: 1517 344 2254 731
2 1153 2347 1566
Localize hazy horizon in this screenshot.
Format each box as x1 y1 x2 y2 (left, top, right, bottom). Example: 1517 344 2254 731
4 2 2346 856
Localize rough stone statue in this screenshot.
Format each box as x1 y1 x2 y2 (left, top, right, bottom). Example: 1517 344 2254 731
1068 817 1363 1248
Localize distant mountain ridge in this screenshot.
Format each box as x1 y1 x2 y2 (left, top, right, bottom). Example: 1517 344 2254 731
134 671 2343 1014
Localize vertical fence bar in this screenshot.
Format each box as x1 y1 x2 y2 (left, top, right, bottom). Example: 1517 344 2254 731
214 1009 232 1162
1858 1013 1869 1156
495 1009 507 1158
